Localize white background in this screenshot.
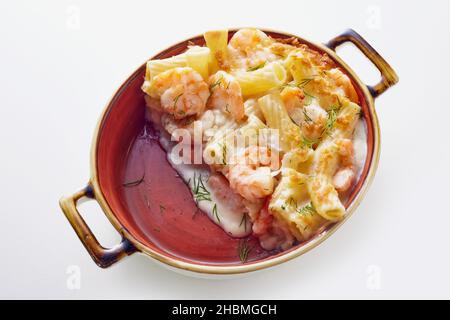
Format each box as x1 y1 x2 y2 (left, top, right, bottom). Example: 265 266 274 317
1 0 449 299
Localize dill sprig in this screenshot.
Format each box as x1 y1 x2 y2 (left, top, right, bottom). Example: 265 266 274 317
247 61 266 72
297 202 315 216
298 76 315 88
209 77 223 90
238 239 252 263
192 173 211 202
303 108 314 124
239 213 248 232
300 97 343 148
173 93 183 107
122 172 145 187
287 197 297 208
281 82 297 89
212 203 221 223
324 98 342 136
220 142 227 165
324 108 339 136
303 90 316 106
301 136 318 149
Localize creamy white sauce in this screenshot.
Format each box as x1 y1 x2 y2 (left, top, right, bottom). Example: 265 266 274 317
159 131 252 238
353 119 368 179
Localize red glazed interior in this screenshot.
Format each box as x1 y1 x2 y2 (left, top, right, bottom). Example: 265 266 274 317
96 31 375 266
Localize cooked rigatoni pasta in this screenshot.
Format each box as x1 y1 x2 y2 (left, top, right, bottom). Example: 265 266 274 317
203 114 266 166
185 46 211 80
141 28 367 253
235 62 287 96
142 54 187 94
142 46 210 93
204 30 229 74
307 99 361 221
258 92 302 152
269 168 329 242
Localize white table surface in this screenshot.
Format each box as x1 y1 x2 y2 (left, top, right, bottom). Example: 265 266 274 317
1 0 449 299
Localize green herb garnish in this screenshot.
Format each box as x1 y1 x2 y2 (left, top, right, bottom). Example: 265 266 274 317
303 108 314 124
303 90 316 106
297 202 315 216
220 142 227 165
324 98 342 136
282 82 297 89
324 108 339 136
122 172 145 187
192 173 211 202
287 197 297 208
247 61 266 72
298 77 315 88
173 93 183 108
212 203 221 223
238 239 252 263
239 213 248 232
209 77 223 90
301 136 318 149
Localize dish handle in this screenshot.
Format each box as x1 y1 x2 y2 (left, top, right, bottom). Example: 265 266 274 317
326 29 399 98
59 184 137 268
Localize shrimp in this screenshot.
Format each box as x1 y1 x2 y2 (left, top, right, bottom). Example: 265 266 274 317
332 138 356 193
229 28 272 52
162 110 214 136
228 28 276 70
207 71 245 121
146 67 209 119
286 45 358 108
280 86 306 126
162 106 237 147
207 173 247 214
253 201 295 251
280 86 328 141
304 68 358 109
259 217 295 251
301 104 328 141
280 86 305 113
251 200 273 236
227 146 276 202
326 68 358 104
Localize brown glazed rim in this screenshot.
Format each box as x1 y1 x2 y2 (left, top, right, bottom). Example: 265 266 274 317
59 28 398 274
